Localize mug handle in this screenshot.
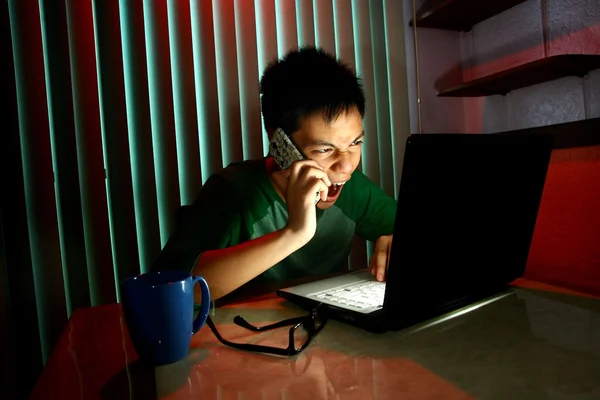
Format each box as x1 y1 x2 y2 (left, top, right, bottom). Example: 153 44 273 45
192 276 211 334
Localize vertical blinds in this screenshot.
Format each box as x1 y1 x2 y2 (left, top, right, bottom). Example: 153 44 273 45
2 0 410 391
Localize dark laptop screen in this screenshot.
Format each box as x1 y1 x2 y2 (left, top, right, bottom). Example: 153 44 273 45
384 133 553 320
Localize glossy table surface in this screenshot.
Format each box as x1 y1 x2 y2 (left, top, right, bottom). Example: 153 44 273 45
31 279 600 399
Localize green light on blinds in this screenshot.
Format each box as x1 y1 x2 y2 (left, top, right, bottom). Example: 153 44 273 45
119 0 154 272
166 0 186 205
91 0 121 302
142 0 171 247
332 0 340 56
189 0 212 184
275 0 284 58
212 0 232 167
39 0 72 317
295 0 303 47
382 0 398 196
369 0 384 188
253 0 271 156
350 0 362 80
312 0 319 48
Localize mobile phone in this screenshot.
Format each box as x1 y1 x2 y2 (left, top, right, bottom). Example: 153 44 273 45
268 127 306 170
268 127 321 204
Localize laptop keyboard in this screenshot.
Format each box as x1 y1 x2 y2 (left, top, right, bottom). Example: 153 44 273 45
309 280 386 310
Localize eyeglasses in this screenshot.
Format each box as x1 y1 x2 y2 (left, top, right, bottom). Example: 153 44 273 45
206 304 327 356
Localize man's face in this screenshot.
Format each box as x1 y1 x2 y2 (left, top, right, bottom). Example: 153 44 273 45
291 108 364 209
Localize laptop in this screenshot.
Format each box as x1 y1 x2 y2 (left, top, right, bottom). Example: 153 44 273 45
277 133 554 333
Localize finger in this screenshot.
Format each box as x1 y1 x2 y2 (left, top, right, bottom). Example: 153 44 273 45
309 179 329 202
318 174 332 189
368 255 377 276
287 161 305 184
301 166 332 187
320 181 328 201
369 238 383 275
300 159 325 171
374 249 387 281
289 159 324 178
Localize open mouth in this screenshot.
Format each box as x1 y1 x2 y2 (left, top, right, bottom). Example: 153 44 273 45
325 182 345 202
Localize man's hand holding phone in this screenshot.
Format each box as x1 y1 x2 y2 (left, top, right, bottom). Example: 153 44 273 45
283 160 331 243
269 128 331 245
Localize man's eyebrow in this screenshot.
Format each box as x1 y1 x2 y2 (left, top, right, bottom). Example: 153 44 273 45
308 131 365 148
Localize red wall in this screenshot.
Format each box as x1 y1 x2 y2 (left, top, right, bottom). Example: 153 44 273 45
524 145 600 296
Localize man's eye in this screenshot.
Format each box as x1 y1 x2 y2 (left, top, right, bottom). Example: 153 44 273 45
314 148 332 154
351 140 363 146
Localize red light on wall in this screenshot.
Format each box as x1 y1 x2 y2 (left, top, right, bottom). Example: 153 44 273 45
525 145 600 297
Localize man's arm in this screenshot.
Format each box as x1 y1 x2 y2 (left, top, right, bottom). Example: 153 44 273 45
183 160 331 301
193 227 306 300
157 178 305 302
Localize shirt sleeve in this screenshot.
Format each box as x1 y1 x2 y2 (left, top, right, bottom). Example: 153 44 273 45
350 170 398 242
151 173 242 273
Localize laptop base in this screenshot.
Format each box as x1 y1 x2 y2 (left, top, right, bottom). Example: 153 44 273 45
276 287 388 333
278 281 511 334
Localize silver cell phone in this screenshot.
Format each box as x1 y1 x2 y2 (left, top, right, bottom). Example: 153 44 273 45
268 127 306 169
268 127 321 204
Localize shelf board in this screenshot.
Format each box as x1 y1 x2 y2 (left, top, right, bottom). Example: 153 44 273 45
409 0 528 31
437 54 600 97
496 117 600 150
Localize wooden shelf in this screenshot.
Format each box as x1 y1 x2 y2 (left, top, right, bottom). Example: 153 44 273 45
409 0 528 31
497 117 600 149
437 54 600 97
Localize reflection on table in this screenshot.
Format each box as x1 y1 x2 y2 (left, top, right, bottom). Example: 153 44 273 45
31 280 600 400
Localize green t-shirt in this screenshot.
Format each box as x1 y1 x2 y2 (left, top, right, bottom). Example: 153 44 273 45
152 158 397 284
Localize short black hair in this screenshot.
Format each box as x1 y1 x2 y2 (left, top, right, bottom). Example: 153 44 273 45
259 46 365 136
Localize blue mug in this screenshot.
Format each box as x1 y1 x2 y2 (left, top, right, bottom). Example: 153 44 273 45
120 270 210 365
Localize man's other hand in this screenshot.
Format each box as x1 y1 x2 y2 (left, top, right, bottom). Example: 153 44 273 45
369 235 393 281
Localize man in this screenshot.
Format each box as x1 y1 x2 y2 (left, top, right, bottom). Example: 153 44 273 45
152 46 397 301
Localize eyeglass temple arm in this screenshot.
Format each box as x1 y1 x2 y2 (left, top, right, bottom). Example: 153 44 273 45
233 315 304 332
206 316 293 356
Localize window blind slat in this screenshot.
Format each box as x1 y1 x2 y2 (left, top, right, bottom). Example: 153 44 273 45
212 0 244 167
234 0 264 160
41 0 92 315
254 0 278 153
2 2 44 394
384 0 411 196
119 0 161 273
276 0 298 57
66 0 115 306
9 0 67 363
369 0 395 197
191 0 223 181
167 0 202 205
143 0 180 246
296 0 315 47
352 1 380 262
351 0 380 185
92 0 140 287
333 0 355 68
313 0 335 56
